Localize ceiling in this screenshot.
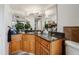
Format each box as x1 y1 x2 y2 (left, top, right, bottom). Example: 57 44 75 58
10 4 55 10
10 4 56 15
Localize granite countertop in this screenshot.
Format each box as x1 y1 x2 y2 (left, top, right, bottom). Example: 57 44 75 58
36 34 58 42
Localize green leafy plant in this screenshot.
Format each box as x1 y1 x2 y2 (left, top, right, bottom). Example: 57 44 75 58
15 21 24 32
25 22 31 30
45 21 48 29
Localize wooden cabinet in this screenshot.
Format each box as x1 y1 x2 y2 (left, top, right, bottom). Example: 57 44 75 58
50 39 63 55
35 36 41 55
9 34 63 55
40 38 50 55
35 36 63 55
40 38 50 50
22 34 30 52
22 34 35 54
9 34 22 54
29 35 35 53
40 45 49 55
64 27 79 43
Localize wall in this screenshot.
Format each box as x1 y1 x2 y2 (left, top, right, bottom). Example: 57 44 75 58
57 4 79 32
0 5 5 55
57 4 79 55
0 5 12 55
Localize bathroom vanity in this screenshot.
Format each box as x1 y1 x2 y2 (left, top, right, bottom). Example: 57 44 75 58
9 33 64 55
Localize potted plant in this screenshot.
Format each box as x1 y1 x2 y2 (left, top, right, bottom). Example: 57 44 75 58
25 22 31 30
15 21 24 33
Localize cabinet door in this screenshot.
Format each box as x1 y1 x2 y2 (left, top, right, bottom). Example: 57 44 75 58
50 39 63 55
29 35 35 54
35 41 40 55
35 36 50 55
22 34 35 54
40 38 50 50
35 36 41 55
22 35 30 52
10 34 22 54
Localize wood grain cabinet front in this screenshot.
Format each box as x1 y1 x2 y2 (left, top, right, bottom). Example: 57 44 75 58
35 36 41 55
39 38 50 55
29 35 35 54
40 39 50 50
40 45 50 55
10 34 22 54
22 34 30 52
22 34 35 54
35 36 63 55
9 34 63 55
50 39 63 55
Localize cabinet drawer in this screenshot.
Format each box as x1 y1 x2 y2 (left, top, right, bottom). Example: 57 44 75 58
40 45 50 55
40 39 50 50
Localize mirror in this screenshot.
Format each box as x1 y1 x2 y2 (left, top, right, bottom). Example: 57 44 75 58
11 4 58 33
